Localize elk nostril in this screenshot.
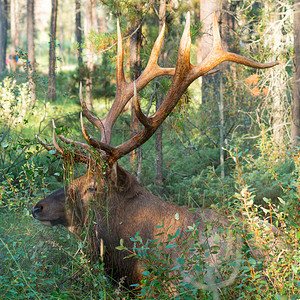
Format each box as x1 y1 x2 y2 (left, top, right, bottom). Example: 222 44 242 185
32 205 43 216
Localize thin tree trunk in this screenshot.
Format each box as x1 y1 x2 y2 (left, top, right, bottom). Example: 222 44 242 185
48 0 58 101
58 0 63 55
263 1 285 147
155 0 166 195
84 0 96 110
197 0 220 103
75 0 83 66
129 19 142 180
219 66 224 179
10 0 19 54
0 0 8 72
10 0 19 72
27 0 36 103
292 0 300 148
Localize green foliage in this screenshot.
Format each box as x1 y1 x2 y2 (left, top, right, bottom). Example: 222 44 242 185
116 188 299 299
68 53 116 99
0 1 299 298
117 220 243 299
0 210 120 299
0 77 31 129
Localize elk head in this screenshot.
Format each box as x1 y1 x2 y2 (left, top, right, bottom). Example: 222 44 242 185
32 13 278 289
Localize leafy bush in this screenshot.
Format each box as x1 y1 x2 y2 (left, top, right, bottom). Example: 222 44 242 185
0 77 31 128
0 210 120 299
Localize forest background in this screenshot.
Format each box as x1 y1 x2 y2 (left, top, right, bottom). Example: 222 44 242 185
0 0 299 299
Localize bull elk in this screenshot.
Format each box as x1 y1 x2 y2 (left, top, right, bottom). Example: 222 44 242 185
32 13 279 294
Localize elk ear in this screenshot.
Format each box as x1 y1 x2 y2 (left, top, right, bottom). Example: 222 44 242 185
110 163 129 192
110 163 119 188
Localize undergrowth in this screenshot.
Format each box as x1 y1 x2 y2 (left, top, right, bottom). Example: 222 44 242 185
0 67 299 299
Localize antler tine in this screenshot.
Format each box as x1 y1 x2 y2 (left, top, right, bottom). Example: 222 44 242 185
176 11 191 72
150 11 192 127
80 111 91 143
35 130 89 163
80 112 114 154
190 13 279 81
132 82 150 128
52 120 64 155
147 22 166 66
52 119 95 166
140 22 175 82
52 118 90 150
36 134 87 163
116 19 126 88
36 135 52 152
79 82 106 139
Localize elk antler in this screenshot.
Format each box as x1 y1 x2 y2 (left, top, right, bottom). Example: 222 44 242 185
46 12 278 166
79 19 175 145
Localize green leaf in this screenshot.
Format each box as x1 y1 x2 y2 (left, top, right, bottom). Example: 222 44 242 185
248 257 256 265
277 197 285 205
177 257 185 265
49 150 56 155
290 221 299 228
214 233 220 244
2 142 9 148
291 264 297 274
174 229 180 238
171 265 181 271
165 243 177 249
136 235 143 244
115 246 126 251
175 213 180 220
123 254 136 259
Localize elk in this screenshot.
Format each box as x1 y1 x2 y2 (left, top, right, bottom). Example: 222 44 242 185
32 13 279 293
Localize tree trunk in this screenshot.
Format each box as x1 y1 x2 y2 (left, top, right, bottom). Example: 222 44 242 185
197 0 220 104
219 65 224 179
0 0 8 72
75 0 83 66
58 0 63 55
292 0 300 148
155 0 167 195
84 0 96 110
48 0 58 101
262 1 285 147
10 0 19 54
129 19 142 180
10 0 19 72
27 0 36 103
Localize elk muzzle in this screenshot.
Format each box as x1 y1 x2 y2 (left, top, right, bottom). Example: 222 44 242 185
32 187 69 227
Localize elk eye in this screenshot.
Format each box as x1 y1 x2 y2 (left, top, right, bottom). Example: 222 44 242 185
87 186 97 192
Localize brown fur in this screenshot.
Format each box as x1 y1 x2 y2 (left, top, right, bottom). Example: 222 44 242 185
33 164 243 288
